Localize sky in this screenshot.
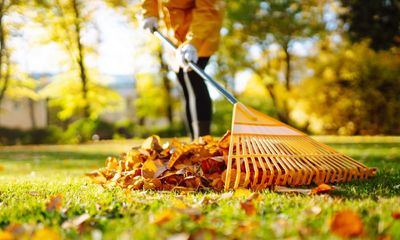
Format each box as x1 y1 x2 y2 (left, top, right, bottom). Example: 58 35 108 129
12 4 146 75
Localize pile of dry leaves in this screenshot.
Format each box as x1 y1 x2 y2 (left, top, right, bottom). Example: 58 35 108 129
86 132 232 191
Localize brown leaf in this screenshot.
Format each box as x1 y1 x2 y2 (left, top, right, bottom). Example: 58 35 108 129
46 194 63 212
167 233 190 240
274 186 311 195
61 213 91 233
5 223 33 239
330 210 364 238
392 212 400 219
29 191 40 197
311 184 333 195
189 228 217 240
240 200 257 216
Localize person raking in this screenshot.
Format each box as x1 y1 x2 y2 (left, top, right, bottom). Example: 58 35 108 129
140 0 225 140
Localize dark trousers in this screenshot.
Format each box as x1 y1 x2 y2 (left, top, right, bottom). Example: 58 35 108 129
176 57 212 140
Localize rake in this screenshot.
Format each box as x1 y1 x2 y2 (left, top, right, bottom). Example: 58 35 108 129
153 30 377 191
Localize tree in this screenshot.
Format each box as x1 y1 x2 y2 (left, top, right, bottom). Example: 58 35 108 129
298 40 400 135
105 0 178 126
0 0 20 105
224 0 326 123
35 0 123 120
0 0 38 122
339 0 400 50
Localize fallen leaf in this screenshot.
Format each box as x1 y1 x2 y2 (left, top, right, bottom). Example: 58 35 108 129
245 192 260 202
377 235 392 240
152 209 175 225
177 207 204 222
167 233 190 240
61 213 91 233
85 171 107 184
189 228 217 240
32 228 61 240
141 159 167 179
46 194 63 211
234 188 252 198
218 192 233 200
141 135 163 151
0 231 13 240
311 184 333 194
29 191 40 197
330 210 364 238
240 200 257 216
274 186 311 195
305 206 322 215
392 212 400 219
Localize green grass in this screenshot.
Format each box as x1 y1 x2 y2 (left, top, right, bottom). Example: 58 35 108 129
0 137 399 239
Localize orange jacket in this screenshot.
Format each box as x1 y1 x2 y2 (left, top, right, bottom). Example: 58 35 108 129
141 0 224 57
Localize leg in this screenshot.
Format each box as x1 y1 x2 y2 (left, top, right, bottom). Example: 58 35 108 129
176 57 212 140
184 57 212 139
177 69 194 139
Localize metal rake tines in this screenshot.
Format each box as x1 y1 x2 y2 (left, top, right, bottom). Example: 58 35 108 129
223 134 376 190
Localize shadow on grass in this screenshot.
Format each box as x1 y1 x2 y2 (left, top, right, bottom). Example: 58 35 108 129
331 168 400 199
0 151 113 162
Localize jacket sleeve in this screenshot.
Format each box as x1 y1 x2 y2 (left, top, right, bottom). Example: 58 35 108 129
185 0 224 54
141 0 159 18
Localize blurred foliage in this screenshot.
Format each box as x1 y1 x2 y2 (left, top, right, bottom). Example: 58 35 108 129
339 0 400 50
32 0 125 119
297 40 400 135
0 125 64 145
39 71 124 120
221 0 327 124
0 0 36 106
62 118 115 143
1 0 400 142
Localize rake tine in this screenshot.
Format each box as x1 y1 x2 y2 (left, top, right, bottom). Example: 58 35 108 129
234 136 242 189
262 137 293 185
245 136 260 189
224 131 236 191
240 136 251 188
250 137 270 188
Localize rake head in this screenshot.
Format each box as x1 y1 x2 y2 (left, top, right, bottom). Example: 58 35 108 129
223 103 377 191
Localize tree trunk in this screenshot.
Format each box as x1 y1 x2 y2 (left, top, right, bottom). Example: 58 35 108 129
71 0 89 118
159 49 173 125
266 83 289 123
280 42 292 124
29 99 37 129
283 43 291 91
0 5 10 106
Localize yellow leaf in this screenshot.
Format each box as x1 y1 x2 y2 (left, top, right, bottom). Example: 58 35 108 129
234 188 252 198
32 228 61 240
152 209 175 225
0 231 14 240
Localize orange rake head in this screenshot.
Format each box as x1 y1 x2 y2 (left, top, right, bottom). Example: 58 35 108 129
223 103 377 191
152 31 377 191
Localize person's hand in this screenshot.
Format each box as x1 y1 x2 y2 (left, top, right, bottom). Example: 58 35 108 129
141 17 158 33
176 43 198 71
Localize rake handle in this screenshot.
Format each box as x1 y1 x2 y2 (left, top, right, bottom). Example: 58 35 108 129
153 30 238 105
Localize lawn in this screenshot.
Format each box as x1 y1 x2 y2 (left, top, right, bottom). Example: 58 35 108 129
0 136 399 239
